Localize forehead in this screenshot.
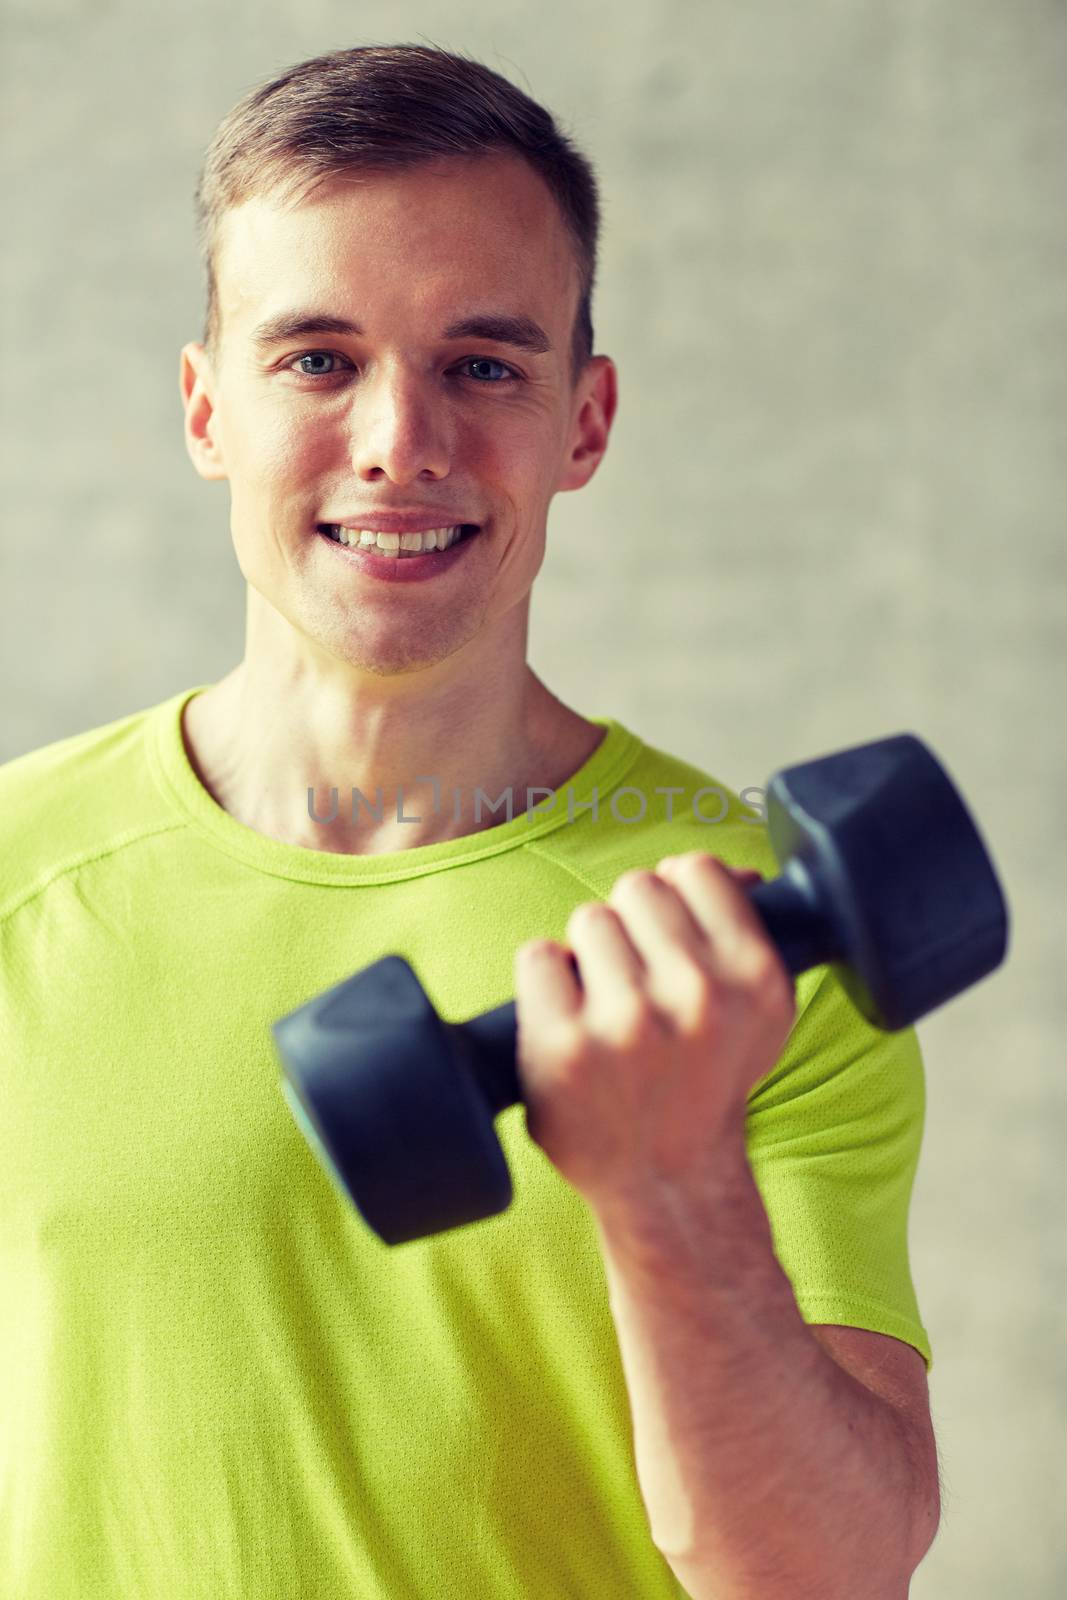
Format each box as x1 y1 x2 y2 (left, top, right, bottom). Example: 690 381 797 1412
216 153 576 337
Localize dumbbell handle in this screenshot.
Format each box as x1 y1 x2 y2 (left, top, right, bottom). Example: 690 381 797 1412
457 866 833 1117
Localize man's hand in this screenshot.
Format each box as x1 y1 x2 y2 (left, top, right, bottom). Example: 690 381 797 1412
513 852 798 1216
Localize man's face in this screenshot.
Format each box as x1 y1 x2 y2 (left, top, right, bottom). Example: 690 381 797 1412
180 152 615 679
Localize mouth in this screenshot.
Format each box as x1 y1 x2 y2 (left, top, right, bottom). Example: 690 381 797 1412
315 523 481 558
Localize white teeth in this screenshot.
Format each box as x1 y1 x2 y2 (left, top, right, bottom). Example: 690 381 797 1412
327 525 465 555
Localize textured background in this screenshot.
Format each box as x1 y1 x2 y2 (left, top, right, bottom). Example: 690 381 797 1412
2 1 1064 1592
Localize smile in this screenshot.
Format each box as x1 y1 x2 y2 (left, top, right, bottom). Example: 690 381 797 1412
314 523 483 583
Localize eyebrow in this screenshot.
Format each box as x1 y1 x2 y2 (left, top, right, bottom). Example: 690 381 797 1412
248 310 553 356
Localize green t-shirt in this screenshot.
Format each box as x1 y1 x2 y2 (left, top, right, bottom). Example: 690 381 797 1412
0 686 931 1599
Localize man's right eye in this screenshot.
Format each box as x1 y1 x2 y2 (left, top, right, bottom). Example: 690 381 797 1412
287 351 349 379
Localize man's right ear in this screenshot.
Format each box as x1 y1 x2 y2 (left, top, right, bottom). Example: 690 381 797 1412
180 343 228 482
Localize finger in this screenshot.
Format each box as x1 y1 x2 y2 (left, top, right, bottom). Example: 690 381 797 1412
597 869 737 1038
660 855 764 889
514 939 583 1039
562 900 664 1031
606 868 715 980
654 853 778 976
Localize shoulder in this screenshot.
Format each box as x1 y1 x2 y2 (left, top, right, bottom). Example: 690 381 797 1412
0 698 169 918
530 721 777 896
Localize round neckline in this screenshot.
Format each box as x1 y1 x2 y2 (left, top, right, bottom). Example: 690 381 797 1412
147 684 644 884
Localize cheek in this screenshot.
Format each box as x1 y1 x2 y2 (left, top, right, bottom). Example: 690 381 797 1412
477 423 556 495
268 416 331 478
229 385 328 466
228 429 329 524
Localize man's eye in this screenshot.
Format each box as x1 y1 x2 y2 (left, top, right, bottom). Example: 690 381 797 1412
285 352 518 384
460 357 517 384
288 352 347 379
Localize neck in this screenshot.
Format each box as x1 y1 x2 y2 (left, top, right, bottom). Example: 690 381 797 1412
181 618 603 856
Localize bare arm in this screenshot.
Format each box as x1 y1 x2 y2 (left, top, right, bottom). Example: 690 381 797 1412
592 1136 938 1600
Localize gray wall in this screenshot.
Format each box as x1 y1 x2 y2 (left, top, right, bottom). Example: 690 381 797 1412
3 1 1064 1592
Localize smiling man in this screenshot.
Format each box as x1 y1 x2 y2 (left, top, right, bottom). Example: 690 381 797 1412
0 42 940 1600
179 144 616 853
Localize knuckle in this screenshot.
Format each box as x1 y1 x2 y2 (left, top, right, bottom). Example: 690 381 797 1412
567 900 611 935
680 850 724 873
599 994 662 1048
674 961 719 1029
746 950 794 1014
672 950 714 996
545 1023 587 1075
610 868 657 900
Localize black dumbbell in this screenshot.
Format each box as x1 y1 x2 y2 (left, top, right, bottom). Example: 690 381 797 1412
271 732 1009 1246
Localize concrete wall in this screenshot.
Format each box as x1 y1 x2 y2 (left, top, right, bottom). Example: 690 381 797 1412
3 1 1064 1591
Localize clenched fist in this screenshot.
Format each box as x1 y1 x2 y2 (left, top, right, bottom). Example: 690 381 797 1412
513 852 797 1217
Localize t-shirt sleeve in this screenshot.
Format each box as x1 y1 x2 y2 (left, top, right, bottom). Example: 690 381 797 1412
743 963 934 1372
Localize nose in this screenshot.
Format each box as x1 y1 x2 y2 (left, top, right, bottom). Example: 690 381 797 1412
348 364 452 485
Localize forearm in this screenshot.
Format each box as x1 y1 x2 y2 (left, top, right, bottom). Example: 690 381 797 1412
592 1138 923 1600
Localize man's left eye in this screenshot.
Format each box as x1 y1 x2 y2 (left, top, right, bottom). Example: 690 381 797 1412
463 357 515 382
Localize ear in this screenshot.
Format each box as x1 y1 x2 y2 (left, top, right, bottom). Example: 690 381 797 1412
179 342 228 482
556 355 618 495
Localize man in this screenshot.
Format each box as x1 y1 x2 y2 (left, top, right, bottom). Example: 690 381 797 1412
0 43 939 1599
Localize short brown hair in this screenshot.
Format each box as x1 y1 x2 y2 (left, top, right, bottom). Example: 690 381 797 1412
193 42 601 390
